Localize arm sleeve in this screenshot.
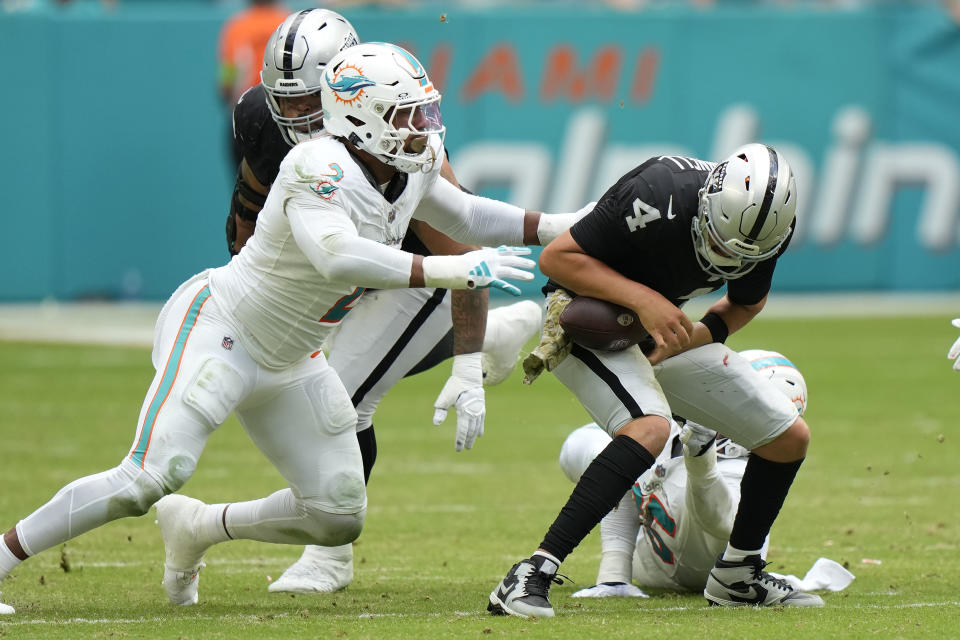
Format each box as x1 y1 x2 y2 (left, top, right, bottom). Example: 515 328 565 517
285 192 415 290
597 492 642 585
682 450 738 540
414 176 525 246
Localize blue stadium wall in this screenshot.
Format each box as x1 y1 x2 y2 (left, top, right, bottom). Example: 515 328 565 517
2 2 960 301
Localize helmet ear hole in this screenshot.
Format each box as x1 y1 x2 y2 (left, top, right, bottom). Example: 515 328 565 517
346 115 365 127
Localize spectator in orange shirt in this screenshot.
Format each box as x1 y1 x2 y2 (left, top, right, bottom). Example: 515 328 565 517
218 0 289 164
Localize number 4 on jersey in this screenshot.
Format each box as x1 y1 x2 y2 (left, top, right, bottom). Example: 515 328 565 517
626 196 662 232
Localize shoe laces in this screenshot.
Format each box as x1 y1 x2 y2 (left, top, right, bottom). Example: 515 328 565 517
751 559 792 592
526 569 570 599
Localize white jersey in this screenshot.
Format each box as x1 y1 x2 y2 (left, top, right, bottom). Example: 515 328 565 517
559 422 761 592
210 136 442 369
630 431 751 591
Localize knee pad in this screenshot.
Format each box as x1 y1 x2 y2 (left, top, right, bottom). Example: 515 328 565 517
298 499 365 547
183 357 245 427
308 372 359 437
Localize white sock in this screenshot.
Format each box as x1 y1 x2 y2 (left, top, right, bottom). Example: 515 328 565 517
722 543 763 562
200 504 234 546
0 537 23 582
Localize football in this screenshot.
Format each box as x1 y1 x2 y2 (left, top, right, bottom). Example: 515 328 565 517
559 296 649 351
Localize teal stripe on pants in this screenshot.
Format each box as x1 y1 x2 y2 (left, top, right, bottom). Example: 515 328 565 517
130 285 211 467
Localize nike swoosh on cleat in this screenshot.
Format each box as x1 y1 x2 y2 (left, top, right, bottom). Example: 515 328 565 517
666 195 675 219
710 574 767 604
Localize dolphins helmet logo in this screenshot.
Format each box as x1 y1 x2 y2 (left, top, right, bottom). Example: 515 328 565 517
326 64 375 106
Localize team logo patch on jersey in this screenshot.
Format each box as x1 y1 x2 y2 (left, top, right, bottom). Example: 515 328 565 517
310 163 345 200
326 63 375 106
222 336 234 351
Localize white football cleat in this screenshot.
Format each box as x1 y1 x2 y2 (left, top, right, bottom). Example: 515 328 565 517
156 494 211 606
482 300 543 386
704 554 824 607
0 593 13 615
268 544 353 594
571 582 649 598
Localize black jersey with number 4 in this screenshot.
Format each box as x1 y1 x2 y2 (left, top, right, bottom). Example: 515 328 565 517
230 84 430 255
565 155 791 308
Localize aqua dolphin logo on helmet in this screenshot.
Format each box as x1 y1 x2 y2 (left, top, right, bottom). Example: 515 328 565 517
326 66 377 105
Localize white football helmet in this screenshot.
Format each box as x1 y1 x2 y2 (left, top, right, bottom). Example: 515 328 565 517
321 42 445 174
260 9 359 146
692 144 797 279
739 349 808 416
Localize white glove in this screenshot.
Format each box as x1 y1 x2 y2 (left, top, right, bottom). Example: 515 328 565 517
570 582 649 598
536 201 597 245
422 246 535 296
679 421 717 458
949 318 960 371
433 352 485 451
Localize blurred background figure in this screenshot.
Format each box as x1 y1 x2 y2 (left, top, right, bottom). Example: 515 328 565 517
218 0 289 165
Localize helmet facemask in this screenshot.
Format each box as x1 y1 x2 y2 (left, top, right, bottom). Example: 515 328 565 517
264 87 326 146
369 98 445 173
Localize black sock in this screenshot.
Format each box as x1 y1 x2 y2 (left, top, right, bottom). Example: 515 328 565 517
729 455 804 551
539 435 656 562
357 426 378 485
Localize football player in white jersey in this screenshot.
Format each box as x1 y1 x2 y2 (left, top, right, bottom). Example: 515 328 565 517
0 42 585 614
558 350 813 595
232 10 545 595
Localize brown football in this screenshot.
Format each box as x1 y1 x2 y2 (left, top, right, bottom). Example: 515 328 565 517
559 296 649 352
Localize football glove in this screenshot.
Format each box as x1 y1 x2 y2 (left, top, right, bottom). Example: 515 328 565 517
422 246 535 296
522 289 573 384
433 352 485 451
571 582 649 599
949 318 960 371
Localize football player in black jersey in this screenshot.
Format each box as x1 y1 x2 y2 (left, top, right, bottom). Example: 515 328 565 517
226 9 550 594
489 144 826 616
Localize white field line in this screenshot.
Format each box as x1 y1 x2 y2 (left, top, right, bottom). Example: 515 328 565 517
0 294 958 347
2 601 960 625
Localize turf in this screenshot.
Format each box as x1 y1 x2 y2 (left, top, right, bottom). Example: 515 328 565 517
1 314 959 639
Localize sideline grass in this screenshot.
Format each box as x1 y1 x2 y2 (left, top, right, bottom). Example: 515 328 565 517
1 314 959 638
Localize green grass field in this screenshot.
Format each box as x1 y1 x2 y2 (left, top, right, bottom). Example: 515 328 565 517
1 314 959 639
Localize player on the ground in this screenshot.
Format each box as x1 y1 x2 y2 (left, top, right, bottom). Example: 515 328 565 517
558 350 849 596
948 318 960 371
227 9 546 594
0 42 579 614
488 144 824 617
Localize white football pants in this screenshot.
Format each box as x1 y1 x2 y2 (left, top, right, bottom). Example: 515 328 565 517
14 275 366 557
553 342 798 451
327 287 453 432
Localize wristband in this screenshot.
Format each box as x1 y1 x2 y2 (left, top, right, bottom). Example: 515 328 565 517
699 312 729 344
